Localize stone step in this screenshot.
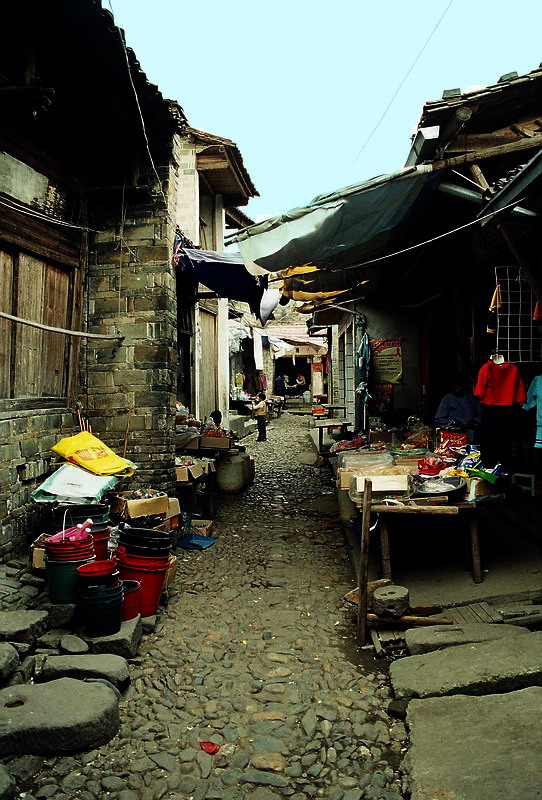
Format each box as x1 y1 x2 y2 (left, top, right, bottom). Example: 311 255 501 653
0 612 48 646
391 630 542 700
406 687 542 800
41 654 130 689
405 623 529 655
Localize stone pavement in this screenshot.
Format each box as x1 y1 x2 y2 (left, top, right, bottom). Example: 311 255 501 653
14 414 406 800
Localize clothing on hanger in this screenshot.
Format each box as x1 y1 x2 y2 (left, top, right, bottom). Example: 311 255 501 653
474 360 526 406
523 375 542 448
487 285 502 334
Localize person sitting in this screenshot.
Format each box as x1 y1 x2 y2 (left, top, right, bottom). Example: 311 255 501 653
435 375 480 441
275 374 286 394
295 374 307 396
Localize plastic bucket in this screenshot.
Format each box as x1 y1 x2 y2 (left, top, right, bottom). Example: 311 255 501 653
116 547 169 565
52 504 110 530
117 561 168 617
45 556 95 603
122 580 141 621
91 528 110 561
80 591 123 637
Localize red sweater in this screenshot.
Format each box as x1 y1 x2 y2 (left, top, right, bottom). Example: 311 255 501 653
474 361 526 406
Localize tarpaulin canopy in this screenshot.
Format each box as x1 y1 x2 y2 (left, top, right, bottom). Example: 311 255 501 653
177 247 280 324
233 166 434 309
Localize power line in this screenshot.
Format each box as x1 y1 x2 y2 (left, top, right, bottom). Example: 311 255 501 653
346 0 455 176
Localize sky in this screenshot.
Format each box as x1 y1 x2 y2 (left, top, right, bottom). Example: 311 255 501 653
108 0 542 221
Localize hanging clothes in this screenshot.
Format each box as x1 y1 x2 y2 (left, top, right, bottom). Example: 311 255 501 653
486 284 502 335
474 361 526 406
523 376 542 448
475 361 526 472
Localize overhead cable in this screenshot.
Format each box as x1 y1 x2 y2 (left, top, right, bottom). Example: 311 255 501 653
346 0 455 175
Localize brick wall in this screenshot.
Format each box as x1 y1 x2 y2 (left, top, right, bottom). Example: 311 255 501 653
84 183 179 493
0 410 75 560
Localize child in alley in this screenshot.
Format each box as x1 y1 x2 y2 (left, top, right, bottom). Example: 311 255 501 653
252 392 268 442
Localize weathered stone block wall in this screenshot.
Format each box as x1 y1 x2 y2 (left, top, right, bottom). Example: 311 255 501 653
85 186 179 492
0 410 75 560
173 136 199 245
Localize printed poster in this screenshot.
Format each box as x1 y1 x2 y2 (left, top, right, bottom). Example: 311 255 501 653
372 383 393 413
370 338 402 384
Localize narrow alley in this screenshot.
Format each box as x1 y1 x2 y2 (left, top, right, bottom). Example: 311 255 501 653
23 415 406 800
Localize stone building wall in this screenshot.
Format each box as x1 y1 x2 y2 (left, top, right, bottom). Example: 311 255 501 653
0 411 75 561
84 164 181 492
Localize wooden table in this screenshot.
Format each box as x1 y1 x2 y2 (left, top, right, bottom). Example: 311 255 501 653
321 404 348 418
312 418 352 454
357 498 482 584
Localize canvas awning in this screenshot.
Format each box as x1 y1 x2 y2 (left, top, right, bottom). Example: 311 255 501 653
234 165 433 276
177 247 280 324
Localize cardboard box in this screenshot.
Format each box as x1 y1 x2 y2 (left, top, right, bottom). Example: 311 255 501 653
337 464 416 490
164 554 177 587
369 430 393 444
165 498 180 531
175 463 205 482
351 474 410 495
465 477 503 502
110 490 169 519
200 436 233 450
30 533 49 571
190 519 214 536
184 435 201 450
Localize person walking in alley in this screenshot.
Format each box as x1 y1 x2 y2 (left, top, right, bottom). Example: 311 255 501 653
252 392 268 441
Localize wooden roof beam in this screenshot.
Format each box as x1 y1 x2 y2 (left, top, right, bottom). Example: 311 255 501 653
432 134 542 170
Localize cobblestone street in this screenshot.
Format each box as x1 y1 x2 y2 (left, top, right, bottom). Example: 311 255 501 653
23 414 406 800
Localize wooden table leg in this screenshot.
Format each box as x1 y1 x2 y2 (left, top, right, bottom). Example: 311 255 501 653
469 511 483 584
379 516 392 581
357 479 372 645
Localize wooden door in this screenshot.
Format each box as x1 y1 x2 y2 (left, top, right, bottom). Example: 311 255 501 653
198 309 218 419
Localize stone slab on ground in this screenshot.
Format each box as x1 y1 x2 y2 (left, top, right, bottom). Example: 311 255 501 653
82 616 142 659
405 623 529 655
0 765 15 800
59 634 89 654
41 655 130 689
141 615 156 634
406 687 542 800
0 612 48 645
0 645 19 684
38 603 79 629
391 630 542 700
0 677 120 755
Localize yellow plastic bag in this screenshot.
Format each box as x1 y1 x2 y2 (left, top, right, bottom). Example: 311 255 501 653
51 432 135 477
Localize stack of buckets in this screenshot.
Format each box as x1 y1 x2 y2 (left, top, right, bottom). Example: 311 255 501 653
44 519 96 604
77 560 124 637
52 504 111 560
116 523 171 617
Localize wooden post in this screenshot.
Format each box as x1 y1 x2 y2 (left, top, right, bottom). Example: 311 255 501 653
356 478 372 645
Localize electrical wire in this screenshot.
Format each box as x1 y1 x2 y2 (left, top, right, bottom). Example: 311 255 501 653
0 196 100 232
106 0 168 206
346 0 455 176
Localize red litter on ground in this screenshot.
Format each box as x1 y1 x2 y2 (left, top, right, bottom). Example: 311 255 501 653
199 741 220 755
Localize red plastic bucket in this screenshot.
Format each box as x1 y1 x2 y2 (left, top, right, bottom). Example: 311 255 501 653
78 560 117 577
116 546 169 565
121 580 141 621
117 561 167 617
91 528 110 561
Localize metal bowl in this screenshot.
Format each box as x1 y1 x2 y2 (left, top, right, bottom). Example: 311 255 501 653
413 476 467 503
